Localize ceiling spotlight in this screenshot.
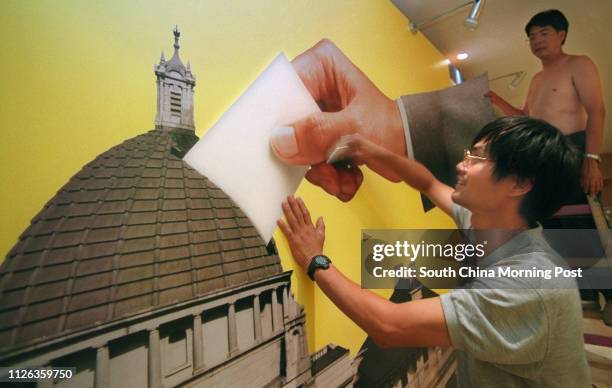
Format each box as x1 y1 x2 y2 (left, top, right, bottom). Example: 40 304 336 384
509 71 526 89
444 59 451 65
489 71 526 89
464 0 485 30
457 53 469 60
449 64 463 85
409 0 486 34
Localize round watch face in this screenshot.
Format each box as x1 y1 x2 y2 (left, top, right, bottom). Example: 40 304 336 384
315 256 329 267
308 255 330 280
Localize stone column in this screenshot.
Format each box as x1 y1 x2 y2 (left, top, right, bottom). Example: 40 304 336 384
253 293 262 342
159 81 165 124
193 313 204 370
187 87 194 126
95 345 109 388
271 287 280 332
148 329 161 388
178 86 184 126
228 302 238 356
298 325 311 373
155 78 161 125
283 331 298 381
282 286 289 320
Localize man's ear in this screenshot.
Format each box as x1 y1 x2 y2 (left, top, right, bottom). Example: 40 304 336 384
559 30 567 45
509 177 533 198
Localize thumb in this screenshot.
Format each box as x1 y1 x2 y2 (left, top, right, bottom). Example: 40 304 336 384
270 111 352 165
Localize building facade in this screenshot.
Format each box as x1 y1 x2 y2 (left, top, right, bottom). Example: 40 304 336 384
0 28 313 388
0 28 454 388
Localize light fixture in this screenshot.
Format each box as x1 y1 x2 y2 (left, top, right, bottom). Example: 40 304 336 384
409 0 486 34
489 71 526 89
449 64 463 85
457 53 469 60
464 0 484 29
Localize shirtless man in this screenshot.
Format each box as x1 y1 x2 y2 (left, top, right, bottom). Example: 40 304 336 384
486 9 605 196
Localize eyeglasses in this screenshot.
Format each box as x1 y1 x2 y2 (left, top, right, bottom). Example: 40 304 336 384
463 149 493 168
526 28 553 43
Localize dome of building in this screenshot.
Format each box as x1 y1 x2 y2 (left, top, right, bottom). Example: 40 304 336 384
0 127 282 354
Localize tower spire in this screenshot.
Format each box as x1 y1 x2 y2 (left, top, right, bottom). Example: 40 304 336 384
154 26 195 131
173 25 180 52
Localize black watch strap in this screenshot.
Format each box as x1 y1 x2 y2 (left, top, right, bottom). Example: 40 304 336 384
307 255 331 280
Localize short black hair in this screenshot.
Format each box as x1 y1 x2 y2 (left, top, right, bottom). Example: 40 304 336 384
472 116 580 227
525 9 569 44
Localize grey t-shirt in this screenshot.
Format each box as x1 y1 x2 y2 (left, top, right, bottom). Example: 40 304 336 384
440 204 590 387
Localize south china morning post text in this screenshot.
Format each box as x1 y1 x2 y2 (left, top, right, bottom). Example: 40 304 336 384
361 230 586 290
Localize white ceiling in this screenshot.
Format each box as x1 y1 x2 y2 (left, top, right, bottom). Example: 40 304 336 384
391 0 612 151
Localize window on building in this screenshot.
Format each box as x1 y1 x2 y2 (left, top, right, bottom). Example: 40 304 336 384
260 291 273 338
160 317 193 385
236 297 255 350
170 90 181 118
203 305 229 366
109 331 148 388
52 348 96 388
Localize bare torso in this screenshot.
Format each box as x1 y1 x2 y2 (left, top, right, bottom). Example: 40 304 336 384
526 55 587 135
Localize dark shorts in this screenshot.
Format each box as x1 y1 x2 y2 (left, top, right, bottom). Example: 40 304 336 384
566 130 586 152
565 131 587 205
548 132 611 300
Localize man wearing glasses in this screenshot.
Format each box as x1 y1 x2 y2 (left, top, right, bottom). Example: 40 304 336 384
277 116 591 386
486 9 605 198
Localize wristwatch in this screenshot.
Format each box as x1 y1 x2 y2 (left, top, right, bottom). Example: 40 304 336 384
307 255 331 280
584 153 601 163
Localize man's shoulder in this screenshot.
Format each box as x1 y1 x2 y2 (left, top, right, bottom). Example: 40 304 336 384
531 69 544 80
566 54 597 72
493 250 564 278
489 246 578 290
499 230 568 271
567 54 593 63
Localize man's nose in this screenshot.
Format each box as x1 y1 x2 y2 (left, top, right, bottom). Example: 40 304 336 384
456 160 467 176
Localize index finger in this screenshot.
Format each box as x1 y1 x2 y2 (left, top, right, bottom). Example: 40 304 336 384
288 195 306 226
282 198 301 230
296 197 313 225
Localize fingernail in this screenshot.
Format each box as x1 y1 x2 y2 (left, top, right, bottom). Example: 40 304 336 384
271 126 298 158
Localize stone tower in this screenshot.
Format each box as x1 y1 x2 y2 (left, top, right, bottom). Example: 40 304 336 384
154 26 196 131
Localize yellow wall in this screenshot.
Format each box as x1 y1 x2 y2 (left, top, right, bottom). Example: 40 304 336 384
0 1 454 354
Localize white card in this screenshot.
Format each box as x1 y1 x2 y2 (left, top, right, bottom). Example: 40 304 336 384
183 53 321 242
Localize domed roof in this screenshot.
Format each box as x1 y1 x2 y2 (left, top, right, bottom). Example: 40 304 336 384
0 128 282 353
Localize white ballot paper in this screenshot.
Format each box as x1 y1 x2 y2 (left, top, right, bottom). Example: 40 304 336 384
183 53 321 242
